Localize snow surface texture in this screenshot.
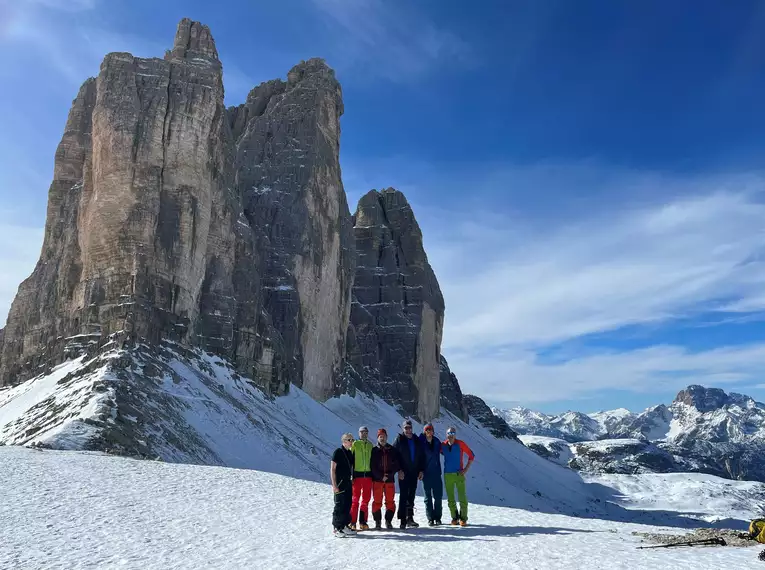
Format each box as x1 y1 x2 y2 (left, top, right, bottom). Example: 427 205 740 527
0 345 604 517
1 447 761 570
584 473 765 526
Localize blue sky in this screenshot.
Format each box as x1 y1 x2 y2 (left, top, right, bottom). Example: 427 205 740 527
3 0 765 414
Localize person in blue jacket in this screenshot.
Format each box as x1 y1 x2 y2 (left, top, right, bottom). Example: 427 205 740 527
419 423 443 526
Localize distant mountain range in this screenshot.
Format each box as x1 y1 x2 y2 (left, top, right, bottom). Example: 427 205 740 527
493 385 765 482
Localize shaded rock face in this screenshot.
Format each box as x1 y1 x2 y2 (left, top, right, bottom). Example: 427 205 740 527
439 356 468 422
344 188 444 421
228 60 354 401
0 20 352 399
674 385 734 413
464 395 518 440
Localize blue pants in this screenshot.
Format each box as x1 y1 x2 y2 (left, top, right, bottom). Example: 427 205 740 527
423 474 443 522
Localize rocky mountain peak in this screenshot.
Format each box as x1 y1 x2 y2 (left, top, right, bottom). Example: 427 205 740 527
166 18 219 64
674 385 730 412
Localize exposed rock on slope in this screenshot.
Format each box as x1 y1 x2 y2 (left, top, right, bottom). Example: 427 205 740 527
439 356 468 422
464 394 518 440
344 188 444 421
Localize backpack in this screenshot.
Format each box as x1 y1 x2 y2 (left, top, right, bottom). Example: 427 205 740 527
749 519 765 543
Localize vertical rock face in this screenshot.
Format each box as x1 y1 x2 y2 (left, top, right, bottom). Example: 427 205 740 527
345 188 444 421
1 18 472 432
439 356 469 422
228 59 354 401
0 19 234 386
0 20 353 398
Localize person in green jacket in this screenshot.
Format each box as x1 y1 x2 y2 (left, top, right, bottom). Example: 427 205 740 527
350 425 374 530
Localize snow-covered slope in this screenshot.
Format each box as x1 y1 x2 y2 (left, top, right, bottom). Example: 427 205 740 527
584 472 765 527
0 344 600 517
2 447 761 570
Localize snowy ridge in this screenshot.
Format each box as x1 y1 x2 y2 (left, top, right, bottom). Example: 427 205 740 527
496 387 765 482
0 344 603 517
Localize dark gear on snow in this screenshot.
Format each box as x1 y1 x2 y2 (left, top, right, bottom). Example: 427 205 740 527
637 537 727 549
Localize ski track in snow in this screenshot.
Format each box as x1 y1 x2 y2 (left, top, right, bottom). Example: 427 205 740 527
0 447 760 570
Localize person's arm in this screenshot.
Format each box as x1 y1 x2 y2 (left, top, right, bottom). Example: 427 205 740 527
331 460 339 492
458 442 475 476
392 444 405 480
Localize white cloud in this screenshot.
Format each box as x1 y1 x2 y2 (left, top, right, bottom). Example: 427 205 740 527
360 163 765 406
447 342 765 407
310 0 470 82
2 1 163 85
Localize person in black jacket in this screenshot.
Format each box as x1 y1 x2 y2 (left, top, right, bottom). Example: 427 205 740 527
330 433 356 538
393 418 425 528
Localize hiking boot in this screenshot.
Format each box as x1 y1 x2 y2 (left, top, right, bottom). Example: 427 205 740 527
348 523 357 531
359 523 370 531
407 517 419 528
400 521 407 529
374 521 382 530
460 520 468 527
333 528 348 538
451 519 459 526
385 521 394 530
435 520 442 526
345 525 357 535
428 520 435 527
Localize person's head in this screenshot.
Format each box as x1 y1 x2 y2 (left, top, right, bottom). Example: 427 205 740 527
446 427 457 442
402 419 413 438
377 428 387 445
423 423 434 439
341 433 354 449
358 426 369 441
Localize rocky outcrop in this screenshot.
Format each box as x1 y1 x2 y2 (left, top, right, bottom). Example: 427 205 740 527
228 60 354 401
439 356 468 421
0 20 352 399
344 188 444 421
464 395 518 440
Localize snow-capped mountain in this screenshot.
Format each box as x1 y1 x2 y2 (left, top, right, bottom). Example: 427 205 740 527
499 385 765 482
493 406 611 442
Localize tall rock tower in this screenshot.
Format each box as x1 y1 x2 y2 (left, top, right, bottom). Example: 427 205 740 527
0 20 354 399
345 188 444 421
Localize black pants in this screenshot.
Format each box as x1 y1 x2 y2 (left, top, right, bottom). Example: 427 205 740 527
397 472 418 520
332 483 352 530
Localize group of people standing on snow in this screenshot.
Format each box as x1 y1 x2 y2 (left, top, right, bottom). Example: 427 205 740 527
330 419 475 538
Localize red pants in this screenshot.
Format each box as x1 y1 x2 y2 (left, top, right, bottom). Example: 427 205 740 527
351 477 373 524
372 481 396 515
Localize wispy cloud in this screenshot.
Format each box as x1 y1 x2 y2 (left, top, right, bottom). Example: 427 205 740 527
2 1 163 85
351 158 765 406
310 0 470 82
448 342 765 407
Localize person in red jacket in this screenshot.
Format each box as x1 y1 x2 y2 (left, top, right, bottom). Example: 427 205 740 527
370 428 402 530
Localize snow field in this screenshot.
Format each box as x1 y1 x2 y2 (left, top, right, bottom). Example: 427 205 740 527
1 447 760 570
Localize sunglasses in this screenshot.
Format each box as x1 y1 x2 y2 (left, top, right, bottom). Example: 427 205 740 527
446 432 456 436
424 428 434 432
343 438 354 443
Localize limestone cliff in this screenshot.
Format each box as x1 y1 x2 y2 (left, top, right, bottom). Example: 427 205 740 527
345 188 444 421
228 60 355 401
0 20 351 398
